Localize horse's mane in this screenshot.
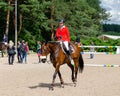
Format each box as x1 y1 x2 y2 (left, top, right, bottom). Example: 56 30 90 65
48 41 58 44
44 41 59 48
42 41 63 58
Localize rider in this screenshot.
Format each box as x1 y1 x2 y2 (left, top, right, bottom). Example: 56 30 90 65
2 34 8 45
55 19 71 57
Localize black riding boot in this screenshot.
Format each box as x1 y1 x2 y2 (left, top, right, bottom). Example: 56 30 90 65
66 50 70 55
66 50 71 59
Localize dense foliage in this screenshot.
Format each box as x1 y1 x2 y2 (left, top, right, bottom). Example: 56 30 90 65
103 24 120 33
0 0 111 50
81 37 120 52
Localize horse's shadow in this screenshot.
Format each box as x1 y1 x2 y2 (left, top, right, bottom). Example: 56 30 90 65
29 82 73 89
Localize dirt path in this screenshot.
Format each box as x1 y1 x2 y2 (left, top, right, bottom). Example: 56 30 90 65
0 54 120 96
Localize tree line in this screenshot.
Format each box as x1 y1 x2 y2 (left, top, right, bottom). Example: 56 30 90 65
0 0 109 50
103 24 120 33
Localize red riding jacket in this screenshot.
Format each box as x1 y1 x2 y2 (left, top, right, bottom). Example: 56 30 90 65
55 26 70 43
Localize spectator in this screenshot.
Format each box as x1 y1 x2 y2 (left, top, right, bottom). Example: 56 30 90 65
75 34 82 47
20 40 26 63
7 40 16 65
17 41 22 63
24 42 29 64
75 34 80 44
90 42 95 59
37 41 41 63
2 34 8 45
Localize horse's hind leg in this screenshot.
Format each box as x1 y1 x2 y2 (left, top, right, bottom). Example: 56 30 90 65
73 60 79 87
74 66 78 87
69 59 79 87
67 63 74 82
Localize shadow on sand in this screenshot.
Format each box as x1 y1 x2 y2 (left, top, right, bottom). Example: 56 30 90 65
29 82 74 89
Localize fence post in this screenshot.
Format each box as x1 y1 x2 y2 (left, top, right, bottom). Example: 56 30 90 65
116 46 120 54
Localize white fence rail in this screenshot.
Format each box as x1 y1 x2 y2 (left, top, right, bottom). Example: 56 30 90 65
78 45 120 54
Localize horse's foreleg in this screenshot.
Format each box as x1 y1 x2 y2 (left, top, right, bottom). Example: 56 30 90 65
58 71 64 88
50 71 57 90
50 63 60 90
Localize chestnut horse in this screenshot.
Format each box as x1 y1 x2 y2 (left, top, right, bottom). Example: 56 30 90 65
0 42 7 57
41 41 84 90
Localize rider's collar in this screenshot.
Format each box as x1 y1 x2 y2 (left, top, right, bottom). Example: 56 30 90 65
60 25 65 29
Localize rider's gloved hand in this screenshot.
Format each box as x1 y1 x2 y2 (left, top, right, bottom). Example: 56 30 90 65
59 36 62 39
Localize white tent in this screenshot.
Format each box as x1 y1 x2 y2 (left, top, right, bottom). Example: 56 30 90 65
98 34 120 40
98 34 120 54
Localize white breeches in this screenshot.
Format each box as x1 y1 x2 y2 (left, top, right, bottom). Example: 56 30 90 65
63 41 69 51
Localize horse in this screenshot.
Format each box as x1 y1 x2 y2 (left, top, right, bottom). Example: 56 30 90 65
0 42 7 57
40 41 84 90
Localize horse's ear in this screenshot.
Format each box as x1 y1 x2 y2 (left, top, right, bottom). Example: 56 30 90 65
45 42 47 45
45 40 48 45
41 40 47 45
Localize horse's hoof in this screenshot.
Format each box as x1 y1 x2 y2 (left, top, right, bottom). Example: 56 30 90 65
73 82 76 87
49 86 54 91
60 84 64 88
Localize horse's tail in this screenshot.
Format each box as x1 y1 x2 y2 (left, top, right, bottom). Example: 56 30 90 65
78 53 84 73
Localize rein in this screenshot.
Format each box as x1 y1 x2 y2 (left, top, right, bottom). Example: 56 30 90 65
49 41 66 54
41 41 70 64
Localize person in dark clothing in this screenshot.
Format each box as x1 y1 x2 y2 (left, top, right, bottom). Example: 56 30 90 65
17 41 22 63
75 35 80 44
75 34 82 48
90 41 95 59
2 34 8 45
20 40 26 63
7 40 16 65
37 41 41 63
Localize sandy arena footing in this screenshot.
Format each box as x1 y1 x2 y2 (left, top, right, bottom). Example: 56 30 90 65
0 54 120 96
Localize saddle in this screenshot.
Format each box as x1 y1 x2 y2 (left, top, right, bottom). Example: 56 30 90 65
61 42 74 54
68 44 74 53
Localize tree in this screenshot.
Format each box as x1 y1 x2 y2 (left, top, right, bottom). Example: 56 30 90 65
0 0 110 50
5 0 11 36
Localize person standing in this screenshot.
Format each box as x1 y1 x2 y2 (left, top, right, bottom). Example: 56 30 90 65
17 41 22 63
75 34 80 44
20 40 26 63
7 40 16 65
36 41 41 63
55 19 71 57
24 41 29 64
90 42 95 59
75 34 82 47
2 34 8 45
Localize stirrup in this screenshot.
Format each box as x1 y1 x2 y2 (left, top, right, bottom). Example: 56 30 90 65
68 55 72 60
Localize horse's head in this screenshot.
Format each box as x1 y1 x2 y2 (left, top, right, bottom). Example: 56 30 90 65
0 42 7 51
40 42 51 63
